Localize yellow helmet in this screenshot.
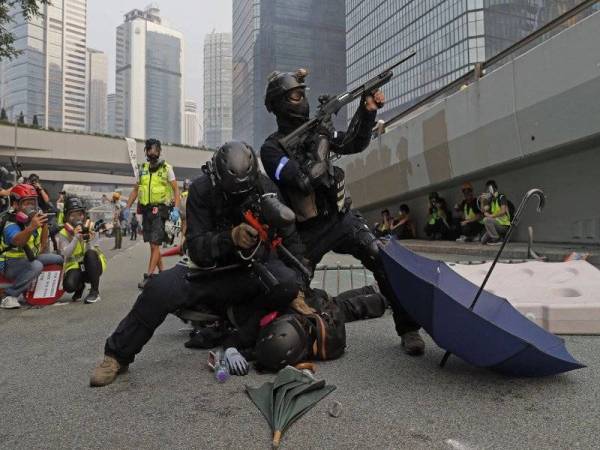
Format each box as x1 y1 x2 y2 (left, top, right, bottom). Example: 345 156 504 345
112 192 121 201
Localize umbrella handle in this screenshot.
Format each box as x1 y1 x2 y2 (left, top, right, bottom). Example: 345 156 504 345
273 431 282 448
441 188 546 369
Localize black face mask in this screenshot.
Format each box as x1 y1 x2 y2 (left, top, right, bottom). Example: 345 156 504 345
273 95 310 132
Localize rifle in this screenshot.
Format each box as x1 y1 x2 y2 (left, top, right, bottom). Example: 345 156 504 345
242 193 312 283
278 51 416 159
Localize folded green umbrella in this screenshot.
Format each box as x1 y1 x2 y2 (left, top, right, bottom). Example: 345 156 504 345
246 366 336 448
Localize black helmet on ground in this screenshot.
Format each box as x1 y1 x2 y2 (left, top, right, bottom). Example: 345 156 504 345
255 314 311 371
64 196 85 216
264 68 310 125
212 141 259 196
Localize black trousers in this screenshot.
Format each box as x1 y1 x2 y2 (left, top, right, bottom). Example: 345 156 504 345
63 249 103 292
299 210 420 336
424 219 451 239
460 221 484 239
130 226 137 240
105 257 300 365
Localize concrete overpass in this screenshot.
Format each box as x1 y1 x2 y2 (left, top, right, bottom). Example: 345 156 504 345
339 9 600 244
0 127 214 181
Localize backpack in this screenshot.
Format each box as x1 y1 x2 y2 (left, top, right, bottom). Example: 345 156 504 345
303 290 347 361
499 194 516 221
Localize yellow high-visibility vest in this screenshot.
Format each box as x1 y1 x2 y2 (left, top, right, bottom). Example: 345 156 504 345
138 162 173 206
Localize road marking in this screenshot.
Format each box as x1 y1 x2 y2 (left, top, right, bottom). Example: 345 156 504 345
445 439 475 450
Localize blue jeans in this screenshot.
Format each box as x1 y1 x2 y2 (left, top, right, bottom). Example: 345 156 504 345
2 254 64 297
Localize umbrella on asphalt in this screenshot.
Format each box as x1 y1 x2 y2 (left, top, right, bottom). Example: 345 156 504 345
381 239 584 376
246 366 336 448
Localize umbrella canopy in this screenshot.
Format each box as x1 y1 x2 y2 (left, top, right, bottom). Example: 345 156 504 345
246 366 336 448
381 240 584 377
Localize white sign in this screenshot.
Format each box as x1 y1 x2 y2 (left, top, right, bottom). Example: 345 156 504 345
125 137 139 180
32 270 62 299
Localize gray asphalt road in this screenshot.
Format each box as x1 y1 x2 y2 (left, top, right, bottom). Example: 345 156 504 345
1 242 598 450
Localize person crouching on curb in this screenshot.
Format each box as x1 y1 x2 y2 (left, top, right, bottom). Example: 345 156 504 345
0 184 64 309
57 196 106 304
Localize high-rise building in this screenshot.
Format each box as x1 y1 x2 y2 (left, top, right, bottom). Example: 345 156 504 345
115 6 184 144
232 0 347 150
107 93 117 136
346 0 580 120
203 31 232 149
183 99 201 147
87 48 108 134
1 0 88 130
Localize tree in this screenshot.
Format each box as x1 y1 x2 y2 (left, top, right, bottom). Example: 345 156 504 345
0 1 50 60
18 111 24 124
32 114 38 127
0 108 6 120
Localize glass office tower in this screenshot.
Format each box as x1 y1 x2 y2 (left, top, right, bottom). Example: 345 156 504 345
346 0 580 121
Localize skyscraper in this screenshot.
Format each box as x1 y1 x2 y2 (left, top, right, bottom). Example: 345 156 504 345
203 31 232 149
1 0 88 130
115 6 184 144
183 99 201 147
107 93 117 136
346 0 580 120
87 48 108 134
232 0 347 150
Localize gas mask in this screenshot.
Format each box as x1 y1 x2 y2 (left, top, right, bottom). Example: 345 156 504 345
15 205 38 224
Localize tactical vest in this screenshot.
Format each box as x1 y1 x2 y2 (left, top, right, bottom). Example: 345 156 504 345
138 162 173 206
491 197 511 226
0 221 41 262
59 228 107 273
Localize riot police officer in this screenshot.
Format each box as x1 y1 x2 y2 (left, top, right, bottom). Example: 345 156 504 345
90 141 307 387
260 69 425 355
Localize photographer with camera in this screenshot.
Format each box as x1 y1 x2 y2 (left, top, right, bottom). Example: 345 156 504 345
57 196 106 304
0 184 63 309
424 192 451 240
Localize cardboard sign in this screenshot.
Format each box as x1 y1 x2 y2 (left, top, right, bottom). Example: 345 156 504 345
25 264 65 306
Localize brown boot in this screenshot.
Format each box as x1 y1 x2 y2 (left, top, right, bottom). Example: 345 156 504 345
400 331 425 356
90 355 128 387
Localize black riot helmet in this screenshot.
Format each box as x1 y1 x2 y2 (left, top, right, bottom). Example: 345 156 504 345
255 314 312 371
212 141 259 196
264 68 310 126
64 196 85 216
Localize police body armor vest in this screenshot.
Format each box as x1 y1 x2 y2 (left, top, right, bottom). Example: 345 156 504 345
284 139 347 223
138 161 173 206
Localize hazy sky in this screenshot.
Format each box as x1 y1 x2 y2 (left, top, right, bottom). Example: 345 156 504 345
87 0 232 116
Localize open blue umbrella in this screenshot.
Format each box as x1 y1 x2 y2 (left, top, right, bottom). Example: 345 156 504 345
381 240 584 377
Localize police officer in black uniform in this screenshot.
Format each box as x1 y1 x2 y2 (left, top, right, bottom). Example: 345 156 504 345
260 69 425 355
90 141 307 387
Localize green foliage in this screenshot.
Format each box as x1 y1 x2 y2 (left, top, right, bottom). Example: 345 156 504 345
0 1 50 60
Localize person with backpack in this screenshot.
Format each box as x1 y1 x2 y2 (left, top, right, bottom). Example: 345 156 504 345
57 196 106 304
254 286 387 371
0 184 63 309
481 180 512 245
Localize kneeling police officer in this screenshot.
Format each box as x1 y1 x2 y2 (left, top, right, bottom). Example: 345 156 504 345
90 141 307 387
260 69 425 355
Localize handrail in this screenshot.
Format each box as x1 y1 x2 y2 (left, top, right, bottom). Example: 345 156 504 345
382 0 599 131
